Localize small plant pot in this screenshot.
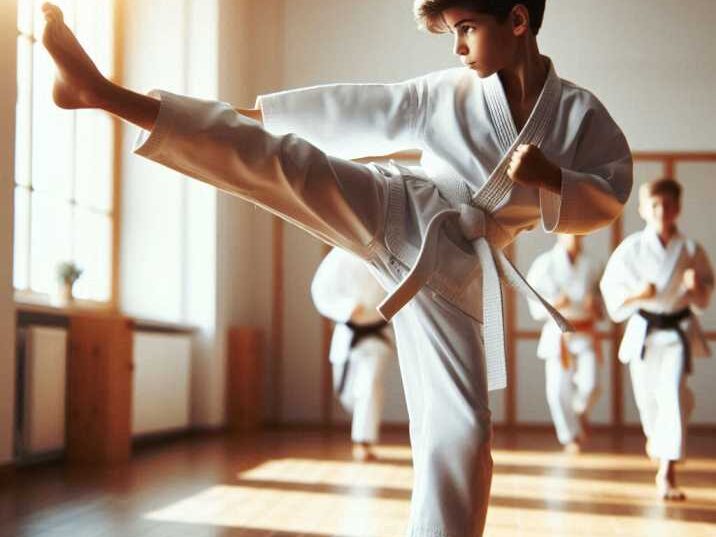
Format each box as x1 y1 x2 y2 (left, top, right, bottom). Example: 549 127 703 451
53 281 74 307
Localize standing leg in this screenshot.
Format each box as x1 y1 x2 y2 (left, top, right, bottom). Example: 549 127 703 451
545 356 581 451
652 342 689 500
572 345 601 439
349 345 389 461
629 354 659 459
393 292 493 537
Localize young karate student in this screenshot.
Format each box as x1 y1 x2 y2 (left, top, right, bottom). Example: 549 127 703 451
601 178 713 500
41 0 632 534
311 247 396 462
526 234 603 453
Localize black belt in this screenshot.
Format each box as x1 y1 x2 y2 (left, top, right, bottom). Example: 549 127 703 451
638 308 692 374
336 320 389 395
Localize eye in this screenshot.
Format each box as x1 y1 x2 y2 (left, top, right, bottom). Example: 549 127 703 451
458 25 475 36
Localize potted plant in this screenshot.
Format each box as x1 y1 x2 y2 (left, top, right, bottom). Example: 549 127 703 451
55 261 82 306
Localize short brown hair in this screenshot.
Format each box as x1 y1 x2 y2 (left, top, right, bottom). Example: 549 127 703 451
640 177 682 204
414 0 546 35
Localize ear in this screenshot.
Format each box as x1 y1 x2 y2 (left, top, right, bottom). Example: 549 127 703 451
511 4 530 37
637 197 648 221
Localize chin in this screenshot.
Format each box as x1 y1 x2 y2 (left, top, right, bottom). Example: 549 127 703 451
471 65 496 79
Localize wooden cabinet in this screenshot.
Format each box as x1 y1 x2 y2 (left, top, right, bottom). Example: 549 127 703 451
67 315 134 464
226 327 263 432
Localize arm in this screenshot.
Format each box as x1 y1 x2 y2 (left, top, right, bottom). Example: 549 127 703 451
684 244 715 311
526 253 561 321
511 105 633 234
254 78 427 160
600 241 646 323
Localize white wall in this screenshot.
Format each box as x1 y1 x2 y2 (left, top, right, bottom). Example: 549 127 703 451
0 0 17 463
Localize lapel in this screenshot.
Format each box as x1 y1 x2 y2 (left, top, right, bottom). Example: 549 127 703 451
475 59 563 213
641 226 687 290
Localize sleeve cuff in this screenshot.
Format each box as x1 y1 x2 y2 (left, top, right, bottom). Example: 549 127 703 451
133 90 181 159
255 91 296 135
539 167 570 233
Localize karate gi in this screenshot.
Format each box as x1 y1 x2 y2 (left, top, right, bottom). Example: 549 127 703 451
526 243 603 445
133 60 632 537
311 247 395 444
601 226 713 461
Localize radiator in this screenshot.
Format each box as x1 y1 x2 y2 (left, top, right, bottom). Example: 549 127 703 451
20 326 68 456
132 332 192 436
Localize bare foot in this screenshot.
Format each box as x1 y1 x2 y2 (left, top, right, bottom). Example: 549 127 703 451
41 2 108 109
564 441 581 455
656 472 686 501
353 443 377 462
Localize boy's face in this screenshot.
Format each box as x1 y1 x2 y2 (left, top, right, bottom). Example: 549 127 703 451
639 190 681 234
442 7 524 78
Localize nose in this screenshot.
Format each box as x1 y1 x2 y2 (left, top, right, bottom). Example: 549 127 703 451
453 34 468 57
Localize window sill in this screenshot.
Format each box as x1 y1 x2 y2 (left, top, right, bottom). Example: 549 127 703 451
14 291 197 334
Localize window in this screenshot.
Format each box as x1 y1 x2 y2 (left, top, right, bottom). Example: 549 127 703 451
14 0 115 303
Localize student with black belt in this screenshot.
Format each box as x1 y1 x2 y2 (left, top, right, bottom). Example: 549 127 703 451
311 247 395 461
601 178 714 500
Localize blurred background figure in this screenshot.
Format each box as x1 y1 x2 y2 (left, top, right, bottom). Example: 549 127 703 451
527 234 603 453
311 247 395 461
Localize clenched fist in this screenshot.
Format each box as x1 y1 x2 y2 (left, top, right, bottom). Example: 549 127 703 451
507 144 562 194
683 268 699 292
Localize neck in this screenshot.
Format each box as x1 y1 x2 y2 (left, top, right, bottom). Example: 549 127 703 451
656 224 678 246
498 37 547 105
565 248 579 265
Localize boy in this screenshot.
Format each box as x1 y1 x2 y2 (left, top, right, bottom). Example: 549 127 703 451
526 235 603 453
601 178 713 500
311 247 395 462
41 1 632 534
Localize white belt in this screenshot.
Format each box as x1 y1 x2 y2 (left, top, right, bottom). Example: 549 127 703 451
378 202 573 385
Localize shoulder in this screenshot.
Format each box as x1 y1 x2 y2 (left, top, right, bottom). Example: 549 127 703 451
418 67 483 93
613 231 643 257
559 78 622 131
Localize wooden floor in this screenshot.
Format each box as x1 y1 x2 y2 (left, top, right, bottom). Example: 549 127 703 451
1 428 715 537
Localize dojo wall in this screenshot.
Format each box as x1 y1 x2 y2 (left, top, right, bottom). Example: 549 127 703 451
0 1 17 464
253 0 716 427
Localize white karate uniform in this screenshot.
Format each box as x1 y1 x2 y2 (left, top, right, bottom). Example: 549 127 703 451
311 247 395 444
601 226 713 461
133 60 632 537
526 244 602 445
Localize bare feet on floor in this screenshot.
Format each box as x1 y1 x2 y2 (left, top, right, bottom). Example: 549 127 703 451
656 461 686 501
353 443 378 462
563 440 581 455
656 473 686 501
41 2 108 109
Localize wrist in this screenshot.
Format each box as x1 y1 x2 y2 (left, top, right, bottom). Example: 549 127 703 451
541 164 562 195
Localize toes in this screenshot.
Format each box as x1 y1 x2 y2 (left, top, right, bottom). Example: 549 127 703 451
42 3 63 23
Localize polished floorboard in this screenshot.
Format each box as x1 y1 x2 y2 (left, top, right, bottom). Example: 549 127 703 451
1 428 715 537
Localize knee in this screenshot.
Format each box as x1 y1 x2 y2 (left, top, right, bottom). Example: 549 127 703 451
424 412 493 466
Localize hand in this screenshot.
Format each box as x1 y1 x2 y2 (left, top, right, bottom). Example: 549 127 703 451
507 144 562 194
683 269 698 291
635 282 657 301
584 293 602 318
553 293 571 309
349 304 365 323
